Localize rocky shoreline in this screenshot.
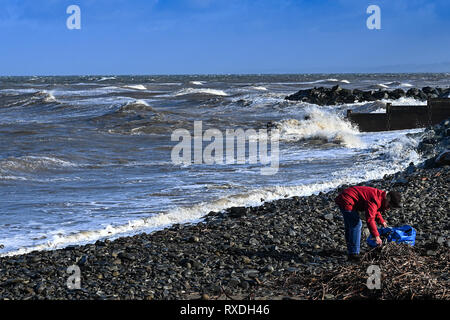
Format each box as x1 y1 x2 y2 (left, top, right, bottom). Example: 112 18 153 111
0 120 449 300
285 85 450 105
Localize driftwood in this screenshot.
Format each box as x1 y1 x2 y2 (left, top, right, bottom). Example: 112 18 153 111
286 243 449 300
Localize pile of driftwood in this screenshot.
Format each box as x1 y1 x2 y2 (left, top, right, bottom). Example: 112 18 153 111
287 243 449 300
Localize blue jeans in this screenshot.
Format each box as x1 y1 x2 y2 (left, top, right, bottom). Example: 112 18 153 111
340 209 362 255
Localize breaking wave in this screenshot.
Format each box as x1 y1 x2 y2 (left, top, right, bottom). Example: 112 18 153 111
0 152 419 257
272 107 364 148
0 156 76 174
248 86 268 91
97 76 117 82
370 82 414 89
299 78 350 85
174 88 228 96
1 90 59 108
123 84 147 90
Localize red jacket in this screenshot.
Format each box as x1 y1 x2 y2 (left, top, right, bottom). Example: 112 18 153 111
335 186 387 237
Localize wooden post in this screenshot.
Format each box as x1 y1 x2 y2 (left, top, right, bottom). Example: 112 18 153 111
427 99 432 127
386 103 392 131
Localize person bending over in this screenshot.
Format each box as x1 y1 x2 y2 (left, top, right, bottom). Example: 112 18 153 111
335 186 401 261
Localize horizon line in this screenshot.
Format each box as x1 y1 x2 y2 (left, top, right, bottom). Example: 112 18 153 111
1 71 450 77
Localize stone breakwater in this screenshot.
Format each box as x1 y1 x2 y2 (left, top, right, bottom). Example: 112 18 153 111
0 120 449 300
285 85 450 105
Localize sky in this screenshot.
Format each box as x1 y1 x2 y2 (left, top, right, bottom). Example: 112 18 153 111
1 0 450 75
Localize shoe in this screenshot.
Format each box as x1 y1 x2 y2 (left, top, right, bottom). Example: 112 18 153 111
347 254 361 262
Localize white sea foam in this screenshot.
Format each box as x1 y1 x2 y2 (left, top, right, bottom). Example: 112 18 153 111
97 76 117 82
299 78 350 85
174 88 228 96
0 156 76 173
249 86 268 91
0 125 424 257
1 139 420 257
43 91 57 103
274 107 364 148
381 96 427 106
123 84 147 90
373 81 413 89
0 88 40 94
190 81 204 85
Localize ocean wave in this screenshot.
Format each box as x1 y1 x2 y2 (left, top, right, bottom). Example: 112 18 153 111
370 82 414 90
93 99 177 135
174 88 228 96
97 76 117 82
0 90 59 108
272 107 364 148
381 96 427 105
123 84 147 90
0 156 76 173
349 97 426 115
248 86 268 91
371 83 390 89
0 154 419 257
384 81 413 87
95 99 154 117
189 81 204 85
117 99 153 111
299 78 350 85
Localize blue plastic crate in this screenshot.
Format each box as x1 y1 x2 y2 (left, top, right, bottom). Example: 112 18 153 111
367 225 416 248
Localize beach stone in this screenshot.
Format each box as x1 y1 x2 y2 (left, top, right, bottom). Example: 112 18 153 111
240 281 250 290
426 250 437 256
118 252 136 261
228 207 248 218
189 236 200 243
263 265 275 273
228 278 240 287
77 255 88 266
243 269 259 278
242 256 252 264
435 150 450 167
201 293 210 300
392 177 409 186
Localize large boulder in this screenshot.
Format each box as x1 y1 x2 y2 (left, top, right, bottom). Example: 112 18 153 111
406 88 421 97
373 90 388 100
435 150 450 167
389 89 405 100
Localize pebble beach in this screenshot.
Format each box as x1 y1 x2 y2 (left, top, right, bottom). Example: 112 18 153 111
0 119 448 300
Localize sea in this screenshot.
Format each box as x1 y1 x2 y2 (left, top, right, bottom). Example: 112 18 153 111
1 73 449 256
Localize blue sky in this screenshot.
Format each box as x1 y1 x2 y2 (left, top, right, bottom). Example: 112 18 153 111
1 0 450 75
